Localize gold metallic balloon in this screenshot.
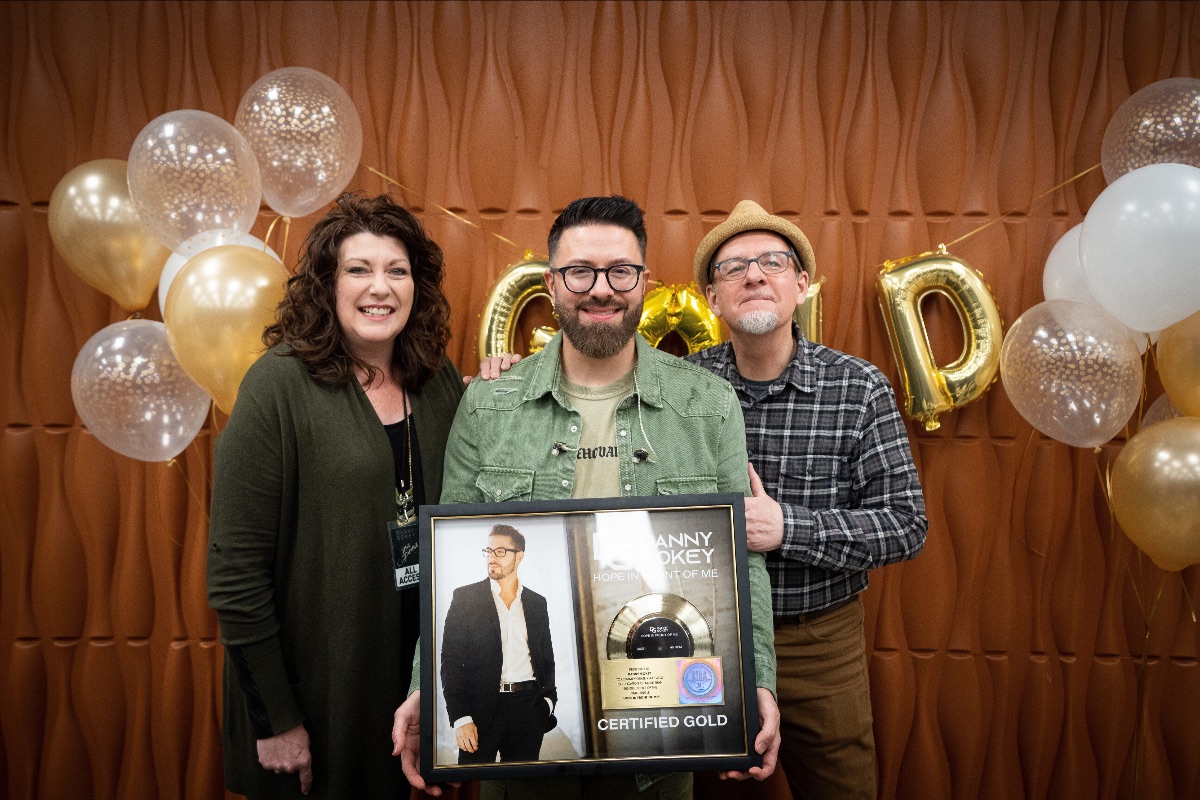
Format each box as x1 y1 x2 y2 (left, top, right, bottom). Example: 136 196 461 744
1112 417 1200 571
48 159 170 311
1156 309 1200 417
638 283 723 353
877 248 1004 430
477 256 552 360
794 278 824 344
164 245 288 414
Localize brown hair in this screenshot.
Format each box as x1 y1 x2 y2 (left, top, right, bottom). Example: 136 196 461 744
264 193 451 389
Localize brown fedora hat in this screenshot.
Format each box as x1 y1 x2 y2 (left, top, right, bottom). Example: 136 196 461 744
693 200 816 293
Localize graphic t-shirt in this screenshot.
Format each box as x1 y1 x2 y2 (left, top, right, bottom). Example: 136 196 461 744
561 369 636 499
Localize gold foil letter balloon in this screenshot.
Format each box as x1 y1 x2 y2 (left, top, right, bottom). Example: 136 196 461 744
235 67 363 218
127 110 262 251
48 159 170 311
1112 417 1200 571
164 245 288 414
876 250 1003 430
70 319 210 461
478 258 553 360
638 284 722 353
999 300 1143 448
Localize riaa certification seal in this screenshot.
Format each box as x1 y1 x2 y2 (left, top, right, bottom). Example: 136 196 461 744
678 658 723 704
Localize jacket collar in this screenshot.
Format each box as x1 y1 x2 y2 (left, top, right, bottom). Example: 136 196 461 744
523 331 665 408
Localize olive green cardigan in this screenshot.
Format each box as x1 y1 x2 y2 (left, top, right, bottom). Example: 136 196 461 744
207 346 463 799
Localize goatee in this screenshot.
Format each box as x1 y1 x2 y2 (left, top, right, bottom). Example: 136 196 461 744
735 310 781 335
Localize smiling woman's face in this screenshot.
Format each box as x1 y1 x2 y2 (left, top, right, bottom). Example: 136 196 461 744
334 231 415 362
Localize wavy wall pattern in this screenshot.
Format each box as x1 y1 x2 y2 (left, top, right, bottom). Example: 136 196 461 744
1 2 1198 798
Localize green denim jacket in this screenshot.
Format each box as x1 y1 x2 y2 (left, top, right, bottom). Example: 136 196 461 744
441 332 777 696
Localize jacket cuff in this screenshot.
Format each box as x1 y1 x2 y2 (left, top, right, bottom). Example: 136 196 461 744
226 637 304 738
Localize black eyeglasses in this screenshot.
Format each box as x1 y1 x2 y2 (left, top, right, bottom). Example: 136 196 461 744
482 547 522 558
710 251 795 282
551 264 645 293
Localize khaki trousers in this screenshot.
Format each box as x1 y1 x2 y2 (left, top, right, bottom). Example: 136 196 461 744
774 595 876 800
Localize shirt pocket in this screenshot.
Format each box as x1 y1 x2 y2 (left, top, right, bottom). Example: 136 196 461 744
476 467 535 502
655 476 719 496
778 455 844 506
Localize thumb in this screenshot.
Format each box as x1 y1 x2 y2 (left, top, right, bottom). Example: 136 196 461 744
747 462 765 496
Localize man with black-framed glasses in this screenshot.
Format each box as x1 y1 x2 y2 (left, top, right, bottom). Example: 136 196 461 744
394 195 781 800
687 200 927 800
440 524 557 766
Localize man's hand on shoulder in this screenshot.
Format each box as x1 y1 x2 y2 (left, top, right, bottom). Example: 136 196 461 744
463 353 522 385
745 463 784 552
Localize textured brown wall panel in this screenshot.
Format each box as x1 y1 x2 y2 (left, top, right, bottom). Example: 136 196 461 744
2 2 1200 798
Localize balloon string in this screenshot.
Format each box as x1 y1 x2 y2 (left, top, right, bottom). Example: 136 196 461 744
1180 576 1198 624
281 216 292 266
942 163 1103 251
1130 343 1154 434
1093 450 1115 528
264 214 284 251
165 450 211 532
1131 573 1166 800
364 165 533 256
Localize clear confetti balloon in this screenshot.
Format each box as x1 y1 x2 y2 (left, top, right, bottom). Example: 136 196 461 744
71 320 211 461
235 67 363 218
127 109 263 250
1101 77 1200 183
999 300 1143 448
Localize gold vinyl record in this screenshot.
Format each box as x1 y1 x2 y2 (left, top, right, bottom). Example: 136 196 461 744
606 593 714 660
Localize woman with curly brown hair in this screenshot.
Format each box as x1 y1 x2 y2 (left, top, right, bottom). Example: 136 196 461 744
207 194 464 799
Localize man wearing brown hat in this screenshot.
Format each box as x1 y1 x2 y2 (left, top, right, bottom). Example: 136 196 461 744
686 200 928 800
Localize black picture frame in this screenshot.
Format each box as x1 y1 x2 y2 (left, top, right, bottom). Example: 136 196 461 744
419 492 761 782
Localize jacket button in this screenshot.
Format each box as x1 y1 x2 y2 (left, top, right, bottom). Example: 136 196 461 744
624 484 632 491
561 479 569 487
494 490 502 497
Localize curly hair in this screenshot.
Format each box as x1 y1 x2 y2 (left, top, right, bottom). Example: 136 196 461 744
264 193 451 390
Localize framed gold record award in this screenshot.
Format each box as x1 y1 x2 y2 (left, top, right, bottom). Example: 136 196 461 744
418 493 761 782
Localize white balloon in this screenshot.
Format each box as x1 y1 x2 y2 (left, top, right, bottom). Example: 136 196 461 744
1080 163 1200 332
158 231 281 318
1042 224 1089 303
1043 223 1157 353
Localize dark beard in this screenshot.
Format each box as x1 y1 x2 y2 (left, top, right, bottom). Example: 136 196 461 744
558 297 643 359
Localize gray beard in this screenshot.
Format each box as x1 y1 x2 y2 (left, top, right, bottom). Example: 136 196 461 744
735 310 781 335
559 299 643 359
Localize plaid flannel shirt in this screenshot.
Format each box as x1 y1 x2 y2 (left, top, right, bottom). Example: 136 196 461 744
687 325 927 616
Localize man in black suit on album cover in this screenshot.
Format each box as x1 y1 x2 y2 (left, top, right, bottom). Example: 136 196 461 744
440 524 557 763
